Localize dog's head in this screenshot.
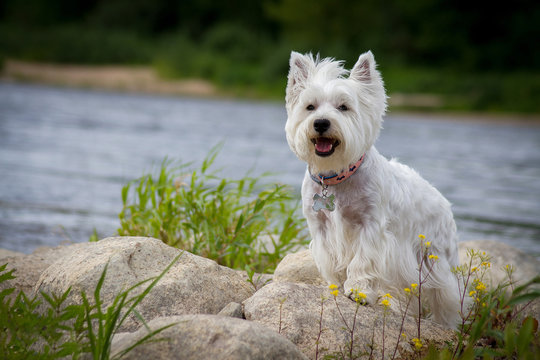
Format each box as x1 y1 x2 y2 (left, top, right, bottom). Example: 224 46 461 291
285 51 387 174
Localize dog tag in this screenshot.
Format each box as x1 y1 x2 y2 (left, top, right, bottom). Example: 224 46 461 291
313 193 335 212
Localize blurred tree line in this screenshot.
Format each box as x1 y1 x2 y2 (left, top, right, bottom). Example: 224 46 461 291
1 0 538 70
0 0 538 111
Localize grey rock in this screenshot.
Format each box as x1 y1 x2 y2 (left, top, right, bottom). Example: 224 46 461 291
34 237 255 331
0 243 90 299
458 240 540 321
273 249 326 286
111 314 308 360
0 248 24 260
235 269 273 291
243 282 454 359
218 302 244 319
273 242 539 290
458 240 540 288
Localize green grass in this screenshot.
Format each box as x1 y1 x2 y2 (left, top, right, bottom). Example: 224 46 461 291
0 254 181 359
117 144 309 274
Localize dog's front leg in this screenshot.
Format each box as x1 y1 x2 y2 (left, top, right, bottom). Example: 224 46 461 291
309 238 346 286
342 231 385 304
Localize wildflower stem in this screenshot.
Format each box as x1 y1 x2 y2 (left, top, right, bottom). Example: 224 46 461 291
459 254 475 317
381 310 386 360
368 318 376 360
391 295 413 359
349 302 360 359
417 248 424 338
315 296 325 360
333 297 352 333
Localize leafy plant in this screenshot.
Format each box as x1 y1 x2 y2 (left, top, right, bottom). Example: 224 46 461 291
81 254 181 360
117 144 308 273
0 254 181 359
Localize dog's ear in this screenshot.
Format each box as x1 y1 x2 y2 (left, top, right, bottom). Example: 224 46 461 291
350 50 387 117
350 51 376 83
286 52 314 108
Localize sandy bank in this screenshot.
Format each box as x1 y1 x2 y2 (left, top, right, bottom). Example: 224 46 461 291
1 59 217 97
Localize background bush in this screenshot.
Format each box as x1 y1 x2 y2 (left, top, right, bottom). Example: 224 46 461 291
0 0 538 112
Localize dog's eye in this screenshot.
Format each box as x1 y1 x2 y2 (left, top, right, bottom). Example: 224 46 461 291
338 104 348 111
306 104 315 111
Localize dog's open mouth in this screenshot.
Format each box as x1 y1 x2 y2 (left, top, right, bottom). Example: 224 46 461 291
312 137 340 157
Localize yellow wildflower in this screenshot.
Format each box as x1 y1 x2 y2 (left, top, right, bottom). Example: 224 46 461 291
418 234 426 240
471 267 478 272
329 284 338 290
412 337 423 350
404 288 411 293
384 293 393 299
469 290 477 297
381 299 390 307
481 261 491 268
425 241 431 248
476 282 487 292
411 283 418 289
428 254 439 260
330 289 339 297
355 292 367 303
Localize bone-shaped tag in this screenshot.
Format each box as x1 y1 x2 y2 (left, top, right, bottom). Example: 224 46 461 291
312 193 335 212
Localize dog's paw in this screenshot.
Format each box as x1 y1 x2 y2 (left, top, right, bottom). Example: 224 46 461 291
343 281 377 304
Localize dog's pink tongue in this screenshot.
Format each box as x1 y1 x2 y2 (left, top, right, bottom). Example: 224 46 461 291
316 138 333 152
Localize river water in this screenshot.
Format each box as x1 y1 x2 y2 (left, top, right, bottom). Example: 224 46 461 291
1 82 539 257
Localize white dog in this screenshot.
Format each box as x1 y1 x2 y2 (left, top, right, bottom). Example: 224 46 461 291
285 51 461 328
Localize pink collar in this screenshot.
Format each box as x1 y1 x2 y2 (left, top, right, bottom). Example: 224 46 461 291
310 155 365 186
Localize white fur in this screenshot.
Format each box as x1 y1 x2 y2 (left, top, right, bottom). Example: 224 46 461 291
285 51 461 328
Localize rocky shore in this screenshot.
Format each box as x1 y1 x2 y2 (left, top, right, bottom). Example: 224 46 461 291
1 237 538 359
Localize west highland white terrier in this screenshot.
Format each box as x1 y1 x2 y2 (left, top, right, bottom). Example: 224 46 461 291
285 51 461 328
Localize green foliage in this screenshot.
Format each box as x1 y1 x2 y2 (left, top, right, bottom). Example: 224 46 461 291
0 24 152 64
117 144 308 273
425 256 540 360
153 27 287 97
0 255 181 359
81 254 181 360
460 275 540 359
382 66 540 113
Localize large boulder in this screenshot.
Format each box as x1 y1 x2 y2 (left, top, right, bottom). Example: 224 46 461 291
273 249 326 286
274 242 540 290
0 243 90 299
111 314 308 360
244 282 454 359
458 240 540 288
459 240 540 320
34 237 255 331
0 248 23 259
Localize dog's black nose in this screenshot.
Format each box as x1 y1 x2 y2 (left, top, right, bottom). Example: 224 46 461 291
314 119 330 134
